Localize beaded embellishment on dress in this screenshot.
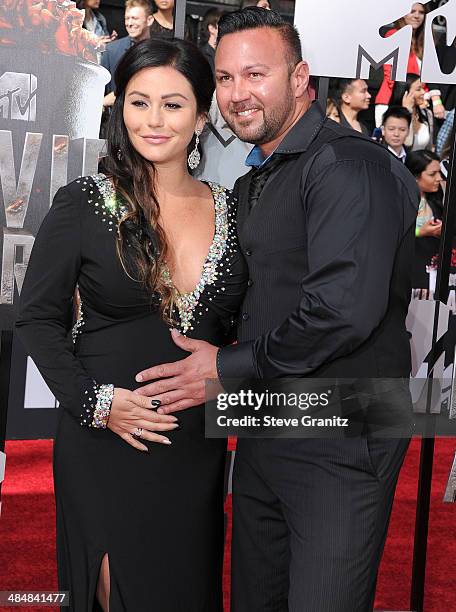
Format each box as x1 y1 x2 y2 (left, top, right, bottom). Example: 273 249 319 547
162 182 237 334
76 173 128 230
87 175 238 335
71 298 85 343
79 382 114 428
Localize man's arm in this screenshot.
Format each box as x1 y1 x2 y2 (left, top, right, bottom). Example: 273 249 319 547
217 158 415 382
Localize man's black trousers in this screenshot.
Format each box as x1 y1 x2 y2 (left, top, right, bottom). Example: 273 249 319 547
231 436 409 612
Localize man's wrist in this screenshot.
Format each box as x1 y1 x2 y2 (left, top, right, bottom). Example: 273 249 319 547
217 341 257 386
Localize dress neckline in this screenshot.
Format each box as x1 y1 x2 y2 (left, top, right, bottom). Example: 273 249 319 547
90 174 229 333
161 181 229 332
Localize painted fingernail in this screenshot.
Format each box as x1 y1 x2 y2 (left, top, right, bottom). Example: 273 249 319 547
170 415 178 422
170 424 180 429
162 438 172 445
170 328 180 336
136 374 143 382
151 399 161 407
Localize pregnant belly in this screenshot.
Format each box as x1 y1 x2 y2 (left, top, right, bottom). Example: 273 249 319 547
75 318 189 391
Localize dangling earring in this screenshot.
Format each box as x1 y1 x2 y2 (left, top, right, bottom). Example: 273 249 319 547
188 132 201 170
117 148 123 161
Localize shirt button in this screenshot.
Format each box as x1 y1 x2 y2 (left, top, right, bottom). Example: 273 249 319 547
242 313 249 321
247 279 254 287
245 249 252 256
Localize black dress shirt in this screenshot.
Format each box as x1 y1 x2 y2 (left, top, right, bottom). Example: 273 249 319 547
217 102 420 382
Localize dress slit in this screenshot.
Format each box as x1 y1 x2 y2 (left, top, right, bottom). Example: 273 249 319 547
94 552 110 612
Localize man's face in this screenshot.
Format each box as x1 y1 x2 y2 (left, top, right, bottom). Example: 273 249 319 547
215 28 301 145
382 116 409 150
125 7 153 41
343 80 371 112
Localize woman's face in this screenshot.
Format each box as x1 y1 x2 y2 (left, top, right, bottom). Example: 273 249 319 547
417 160 442 194
409 79 426 107
123 66 204 167
85 0 100 8
327 105 340 123
404 3 425 30
155 0 174 10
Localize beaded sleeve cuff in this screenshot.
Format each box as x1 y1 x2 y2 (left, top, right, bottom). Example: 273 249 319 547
80 382 114 428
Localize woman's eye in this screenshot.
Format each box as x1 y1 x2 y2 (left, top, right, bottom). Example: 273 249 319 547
165 103 182 110
132 100 147 108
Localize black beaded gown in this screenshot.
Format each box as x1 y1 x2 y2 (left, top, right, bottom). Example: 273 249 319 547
15 175 247 612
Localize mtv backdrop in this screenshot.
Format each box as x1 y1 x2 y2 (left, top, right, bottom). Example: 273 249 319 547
0 1 109 437
295 0 456 83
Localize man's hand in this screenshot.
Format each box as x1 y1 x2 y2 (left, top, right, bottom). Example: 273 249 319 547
134 329 220 415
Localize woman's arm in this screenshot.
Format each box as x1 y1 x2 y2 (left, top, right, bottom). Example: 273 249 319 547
15 183 114 427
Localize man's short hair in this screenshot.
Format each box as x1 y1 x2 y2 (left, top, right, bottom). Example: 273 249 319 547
333 78 358 105
125 0 153 17
382 105 412 127
217 7 302 67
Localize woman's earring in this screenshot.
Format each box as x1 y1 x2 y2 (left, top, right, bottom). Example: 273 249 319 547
188 132 201 170
117 148 123 161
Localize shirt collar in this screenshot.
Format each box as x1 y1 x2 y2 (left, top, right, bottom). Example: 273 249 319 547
245 147 273 169
388 145 407 162
244 101 327 168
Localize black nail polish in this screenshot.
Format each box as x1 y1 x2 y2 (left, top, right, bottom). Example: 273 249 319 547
151 399 162 407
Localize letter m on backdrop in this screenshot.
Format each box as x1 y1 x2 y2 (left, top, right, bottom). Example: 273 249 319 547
0 73 37 122
294 0 432 80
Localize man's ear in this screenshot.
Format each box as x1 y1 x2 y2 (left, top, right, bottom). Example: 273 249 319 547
147 15 154 27
292 61 310 98
341 92 351 105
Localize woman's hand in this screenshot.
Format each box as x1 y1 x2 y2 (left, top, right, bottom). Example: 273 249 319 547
418 218 442 238
433 104 445 120
402 91 415 113
107 388 179 451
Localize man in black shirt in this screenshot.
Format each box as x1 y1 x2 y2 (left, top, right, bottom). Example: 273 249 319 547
136 8 419 611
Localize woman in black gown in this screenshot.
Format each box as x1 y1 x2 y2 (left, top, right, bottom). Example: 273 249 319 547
15 38 247 611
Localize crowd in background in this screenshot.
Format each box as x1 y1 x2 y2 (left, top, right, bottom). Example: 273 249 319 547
79 0 455 297
326 2 455 298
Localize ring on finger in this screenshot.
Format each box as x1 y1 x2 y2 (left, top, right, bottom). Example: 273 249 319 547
132 427 143 439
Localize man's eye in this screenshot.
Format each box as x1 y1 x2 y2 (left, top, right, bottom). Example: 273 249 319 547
217 75 231 82
249 73 262 79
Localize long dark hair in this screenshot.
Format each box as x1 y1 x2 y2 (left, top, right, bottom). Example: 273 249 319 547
104 38 214 319
394 2 426 59
405 149 440 179
391 73 427 125
405 149 443 211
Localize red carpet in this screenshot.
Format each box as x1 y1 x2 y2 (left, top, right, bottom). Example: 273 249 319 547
1 438 455 611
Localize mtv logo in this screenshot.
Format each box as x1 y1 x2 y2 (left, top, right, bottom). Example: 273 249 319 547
294 0 456 83
0 72 37 122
